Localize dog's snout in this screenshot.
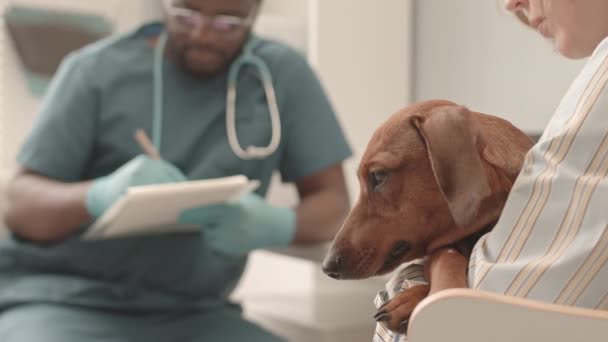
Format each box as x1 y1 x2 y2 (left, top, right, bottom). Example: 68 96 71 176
322 254 343 279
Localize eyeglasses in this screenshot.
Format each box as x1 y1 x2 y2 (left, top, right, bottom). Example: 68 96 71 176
164 2 255 36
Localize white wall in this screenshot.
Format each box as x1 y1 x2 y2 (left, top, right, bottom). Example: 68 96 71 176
312 0 413 205
256 0 309 55
412 0 586 134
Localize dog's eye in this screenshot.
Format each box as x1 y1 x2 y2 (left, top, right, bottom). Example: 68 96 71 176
369 170 388 190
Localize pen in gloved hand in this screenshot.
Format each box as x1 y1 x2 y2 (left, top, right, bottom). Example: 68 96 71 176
86 130 183 219
134 129 162 160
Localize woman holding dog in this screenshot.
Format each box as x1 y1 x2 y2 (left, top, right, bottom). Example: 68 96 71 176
372 1 608 340
470 0 608 310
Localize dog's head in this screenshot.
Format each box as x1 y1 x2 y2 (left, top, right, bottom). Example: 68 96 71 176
322 100 533 280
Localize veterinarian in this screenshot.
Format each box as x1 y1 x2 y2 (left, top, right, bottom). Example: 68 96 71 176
0 0 351 341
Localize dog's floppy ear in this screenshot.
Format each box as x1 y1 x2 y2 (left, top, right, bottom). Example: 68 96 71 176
478 120 533 186
412 105 492 227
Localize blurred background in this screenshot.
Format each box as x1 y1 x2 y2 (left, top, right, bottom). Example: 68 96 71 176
0 0 586 341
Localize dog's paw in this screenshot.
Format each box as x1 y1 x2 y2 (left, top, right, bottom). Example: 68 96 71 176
373 284 430 334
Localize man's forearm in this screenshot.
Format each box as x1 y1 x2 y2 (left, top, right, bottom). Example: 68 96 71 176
292 188 350 245
4 172 93 243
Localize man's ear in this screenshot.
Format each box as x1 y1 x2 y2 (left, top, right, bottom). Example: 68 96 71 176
412 105 492 227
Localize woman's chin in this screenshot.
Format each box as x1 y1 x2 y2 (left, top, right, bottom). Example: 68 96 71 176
554 35 594 60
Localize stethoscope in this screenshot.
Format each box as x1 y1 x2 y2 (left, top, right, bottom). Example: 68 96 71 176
153 31 281 160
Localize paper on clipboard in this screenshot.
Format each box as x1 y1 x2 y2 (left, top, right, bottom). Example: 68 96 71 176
83 175 259 240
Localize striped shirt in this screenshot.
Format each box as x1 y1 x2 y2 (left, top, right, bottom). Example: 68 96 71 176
372 261 426 342
469 35 608 310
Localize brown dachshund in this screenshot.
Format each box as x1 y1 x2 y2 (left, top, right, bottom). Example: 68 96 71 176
322 100 534 333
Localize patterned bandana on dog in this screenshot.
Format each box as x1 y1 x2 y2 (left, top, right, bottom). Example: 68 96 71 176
372 260 427 342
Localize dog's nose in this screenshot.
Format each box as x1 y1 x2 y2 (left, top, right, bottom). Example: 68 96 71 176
322 254 343 279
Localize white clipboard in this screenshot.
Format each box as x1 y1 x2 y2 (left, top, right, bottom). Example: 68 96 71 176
83 175 260 240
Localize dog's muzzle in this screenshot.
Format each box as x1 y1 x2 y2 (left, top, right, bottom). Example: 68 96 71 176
321 254 343 279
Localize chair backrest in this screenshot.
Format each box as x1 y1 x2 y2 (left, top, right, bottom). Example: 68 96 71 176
408 289 608 342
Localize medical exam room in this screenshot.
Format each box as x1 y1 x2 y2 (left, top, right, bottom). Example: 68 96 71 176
0 0 608 341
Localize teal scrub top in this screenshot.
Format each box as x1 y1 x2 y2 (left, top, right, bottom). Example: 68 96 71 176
0 23 352 312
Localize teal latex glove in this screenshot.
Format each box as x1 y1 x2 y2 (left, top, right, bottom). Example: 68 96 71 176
86 155 187 219
179 193 297 257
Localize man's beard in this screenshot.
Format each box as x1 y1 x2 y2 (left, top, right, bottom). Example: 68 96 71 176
167 33 251 79
171 43 242 79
